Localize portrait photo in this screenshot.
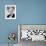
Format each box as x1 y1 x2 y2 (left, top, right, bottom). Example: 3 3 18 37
5 5 16 19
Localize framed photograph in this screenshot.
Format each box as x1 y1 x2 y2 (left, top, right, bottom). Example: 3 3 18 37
5 5 16 19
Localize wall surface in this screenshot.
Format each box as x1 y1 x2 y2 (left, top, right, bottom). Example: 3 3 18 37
0 0 46 44
0 0 17 44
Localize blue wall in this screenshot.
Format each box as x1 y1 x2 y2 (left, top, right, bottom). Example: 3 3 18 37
0 0 46 44
17 0 46 24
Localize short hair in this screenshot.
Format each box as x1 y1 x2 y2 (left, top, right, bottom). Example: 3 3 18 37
7 7 15 10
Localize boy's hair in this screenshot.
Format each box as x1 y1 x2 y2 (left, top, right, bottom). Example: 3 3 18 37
7 7 15 10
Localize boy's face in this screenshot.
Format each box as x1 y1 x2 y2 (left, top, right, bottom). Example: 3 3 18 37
8 7 14 14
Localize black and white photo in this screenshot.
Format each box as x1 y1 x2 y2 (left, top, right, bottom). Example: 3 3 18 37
5 5 16 19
